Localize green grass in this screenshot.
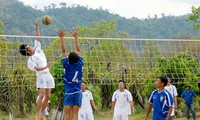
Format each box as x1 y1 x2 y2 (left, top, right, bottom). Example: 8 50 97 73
0 107 200 120
1 112 200 120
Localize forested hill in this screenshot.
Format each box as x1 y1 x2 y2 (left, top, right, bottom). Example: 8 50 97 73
0 0 199 38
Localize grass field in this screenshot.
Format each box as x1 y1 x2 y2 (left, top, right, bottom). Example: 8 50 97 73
0 104 199 120
1 109 200 120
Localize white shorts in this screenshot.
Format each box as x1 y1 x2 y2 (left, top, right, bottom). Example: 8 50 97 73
171 107 175 116
36 72 55 89
78 111 94 120
113 114 128 120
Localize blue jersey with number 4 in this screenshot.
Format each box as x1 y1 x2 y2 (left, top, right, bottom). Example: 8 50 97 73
62 56 83 94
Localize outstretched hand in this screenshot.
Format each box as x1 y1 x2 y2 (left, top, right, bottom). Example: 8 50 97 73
58 29 66 38
71 28 79 38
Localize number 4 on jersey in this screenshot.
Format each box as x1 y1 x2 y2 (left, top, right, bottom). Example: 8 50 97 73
72 71 78 83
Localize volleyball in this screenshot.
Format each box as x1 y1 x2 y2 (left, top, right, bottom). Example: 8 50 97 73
42 15 52 25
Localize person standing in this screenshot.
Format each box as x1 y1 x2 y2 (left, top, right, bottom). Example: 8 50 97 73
111 80 135 120
181 85 197 120
78 82 97 120
145 76 173 120
164 77 178 119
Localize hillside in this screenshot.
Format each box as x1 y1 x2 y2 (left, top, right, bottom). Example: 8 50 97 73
0 0 199 38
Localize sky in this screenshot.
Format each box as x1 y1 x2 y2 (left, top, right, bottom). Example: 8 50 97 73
18 0 200 19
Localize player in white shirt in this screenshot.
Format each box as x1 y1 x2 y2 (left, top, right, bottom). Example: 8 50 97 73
111 80 135 120
164 77 178 119
19 21 55 120
78 83 97 120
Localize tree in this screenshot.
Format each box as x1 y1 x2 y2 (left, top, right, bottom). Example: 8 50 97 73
0 21 5 34
0 0 199 38
0 68 12 113
51 3 56 9
0 21 11 113
78 19 116 38
60 2 67 7
138 41 161 106
45 20 137 109
187 6 200 29
44 6 48 11
78 20 137 108
0 21 7 68
156 53 199 95
0 24 36 116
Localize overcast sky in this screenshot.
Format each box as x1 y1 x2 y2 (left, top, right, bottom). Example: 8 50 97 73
18 0 200 19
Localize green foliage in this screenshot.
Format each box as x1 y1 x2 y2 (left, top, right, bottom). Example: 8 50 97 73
78 19 116 37
79 20 137 108
139 41 160 96
0 22 8 68
46 19 135 109
44 38 61 62
194 96 200 111
0 68 12 112
156 53 199 96
140 41 200 98
49 57 64 110
0 39 9 68
0 31 37 115
86 85 101 106
0 21 5 34
10 65 36 115
0 0 199 38
187 6 200 29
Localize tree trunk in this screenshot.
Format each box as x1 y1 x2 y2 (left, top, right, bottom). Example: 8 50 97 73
18 86 25 115
51 93 64 120
132 83 145 109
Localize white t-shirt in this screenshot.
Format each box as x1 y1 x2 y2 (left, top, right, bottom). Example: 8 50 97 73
112 89 133 116
165 84 178 106
79 90 93 113
165 84 178 97
28 40 49 75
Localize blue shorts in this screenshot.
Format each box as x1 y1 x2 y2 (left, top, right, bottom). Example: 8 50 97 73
64 92 82 107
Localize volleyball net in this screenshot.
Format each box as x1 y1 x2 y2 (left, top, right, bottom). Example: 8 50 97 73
0 35 200 117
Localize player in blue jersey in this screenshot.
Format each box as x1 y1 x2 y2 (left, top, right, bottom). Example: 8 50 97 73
181 85 196 120
145 76 173 120
58 28 83 120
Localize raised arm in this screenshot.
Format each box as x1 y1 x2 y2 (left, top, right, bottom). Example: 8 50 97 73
71 28 80 56
58 29 66 58
35 20 40 42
